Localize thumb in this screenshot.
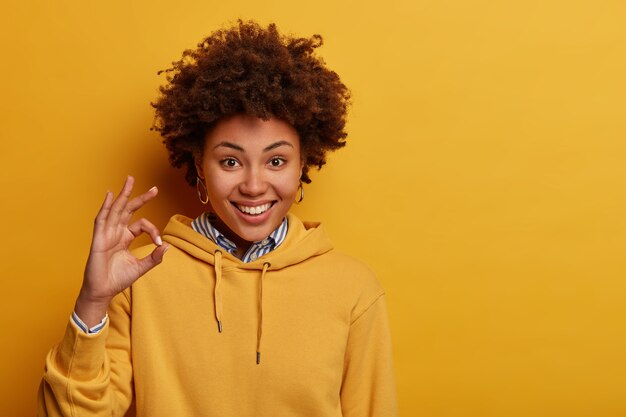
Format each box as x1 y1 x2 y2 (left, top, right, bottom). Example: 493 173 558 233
135 244 170 277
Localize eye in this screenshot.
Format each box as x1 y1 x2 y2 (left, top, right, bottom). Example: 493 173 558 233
269 157 285 167
220 158 240 168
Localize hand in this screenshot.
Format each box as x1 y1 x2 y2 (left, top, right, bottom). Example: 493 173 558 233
75 176 169 327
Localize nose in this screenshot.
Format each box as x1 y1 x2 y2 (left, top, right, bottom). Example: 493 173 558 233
239 167 268 196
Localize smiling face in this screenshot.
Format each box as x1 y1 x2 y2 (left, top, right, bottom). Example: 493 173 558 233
195 114 303 252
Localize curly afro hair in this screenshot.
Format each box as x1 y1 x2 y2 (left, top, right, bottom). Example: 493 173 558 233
152 20 351 186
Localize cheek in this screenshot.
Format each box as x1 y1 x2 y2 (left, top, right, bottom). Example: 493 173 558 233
275 174 300 198
205 176 233 200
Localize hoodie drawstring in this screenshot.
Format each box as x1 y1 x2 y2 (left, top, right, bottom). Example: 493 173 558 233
213 250 223 333
212 250 270 365
257 262 270 365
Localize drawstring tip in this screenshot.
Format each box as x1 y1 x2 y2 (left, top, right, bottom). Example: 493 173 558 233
217 320 223 333
256 351 261 365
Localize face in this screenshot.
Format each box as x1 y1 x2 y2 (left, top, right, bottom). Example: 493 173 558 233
195 114 303 250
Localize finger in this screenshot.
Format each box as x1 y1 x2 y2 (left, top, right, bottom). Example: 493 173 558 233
93 191 113 233
107 176 135 226
119 186 159 223
127 218 163 246
134 243 169 278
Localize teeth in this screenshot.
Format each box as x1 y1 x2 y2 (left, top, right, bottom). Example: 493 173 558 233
236 203 272 215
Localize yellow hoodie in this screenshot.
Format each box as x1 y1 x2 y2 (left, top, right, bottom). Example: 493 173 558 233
39 214 397 417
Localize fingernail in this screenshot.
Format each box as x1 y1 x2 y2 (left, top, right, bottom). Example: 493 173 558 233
149 186 157 192
156 236 163 246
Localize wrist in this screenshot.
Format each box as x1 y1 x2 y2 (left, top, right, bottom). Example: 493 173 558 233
74 291 111 328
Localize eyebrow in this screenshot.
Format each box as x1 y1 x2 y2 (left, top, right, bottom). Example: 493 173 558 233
213 142 244 151
213 140 294 152
263 140 293 152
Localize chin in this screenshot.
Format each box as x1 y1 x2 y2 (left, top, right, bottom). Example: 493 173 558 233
236 224 276 242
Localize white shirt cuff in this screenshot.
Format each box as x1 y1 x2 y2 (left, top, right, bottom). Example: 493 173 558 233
71 311 108 334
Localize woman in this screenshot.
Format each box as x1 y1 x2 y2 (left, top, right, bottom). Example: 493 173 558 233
39 21 397 417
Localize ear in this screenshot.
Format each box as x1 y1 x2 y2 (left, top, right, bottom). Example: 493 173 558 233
194 155 205 180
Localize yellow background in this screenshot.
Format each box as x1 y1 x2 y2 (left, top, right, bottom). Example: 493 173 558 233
1 0 625 415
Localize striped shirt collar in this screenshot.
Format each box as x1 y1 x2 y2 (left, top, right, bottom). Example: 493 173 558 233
191 212 288 263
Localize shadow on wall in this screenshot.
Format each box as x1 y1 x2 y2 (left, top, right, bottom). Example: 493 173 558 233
129 153 202 248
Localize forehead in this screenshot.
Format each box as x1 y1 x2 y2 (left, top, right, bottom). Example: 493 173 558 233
204 114 300 150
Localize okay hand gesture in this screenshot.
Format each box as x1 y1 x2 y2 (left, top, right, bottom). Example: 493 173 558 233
75 176 169 326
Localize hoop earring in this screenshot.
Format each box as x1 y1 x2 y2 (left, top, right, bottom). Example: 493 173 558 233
196 176 209 204
295 181 304 204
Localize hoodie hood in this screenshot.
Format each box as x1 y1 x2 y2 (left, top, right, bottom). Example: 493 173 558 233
162 212 333 269
161 212 334 364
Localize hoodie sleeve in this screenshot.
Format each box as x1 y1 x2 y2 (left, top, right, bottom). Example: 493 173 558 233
37 290 134 417
340 294 398 417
